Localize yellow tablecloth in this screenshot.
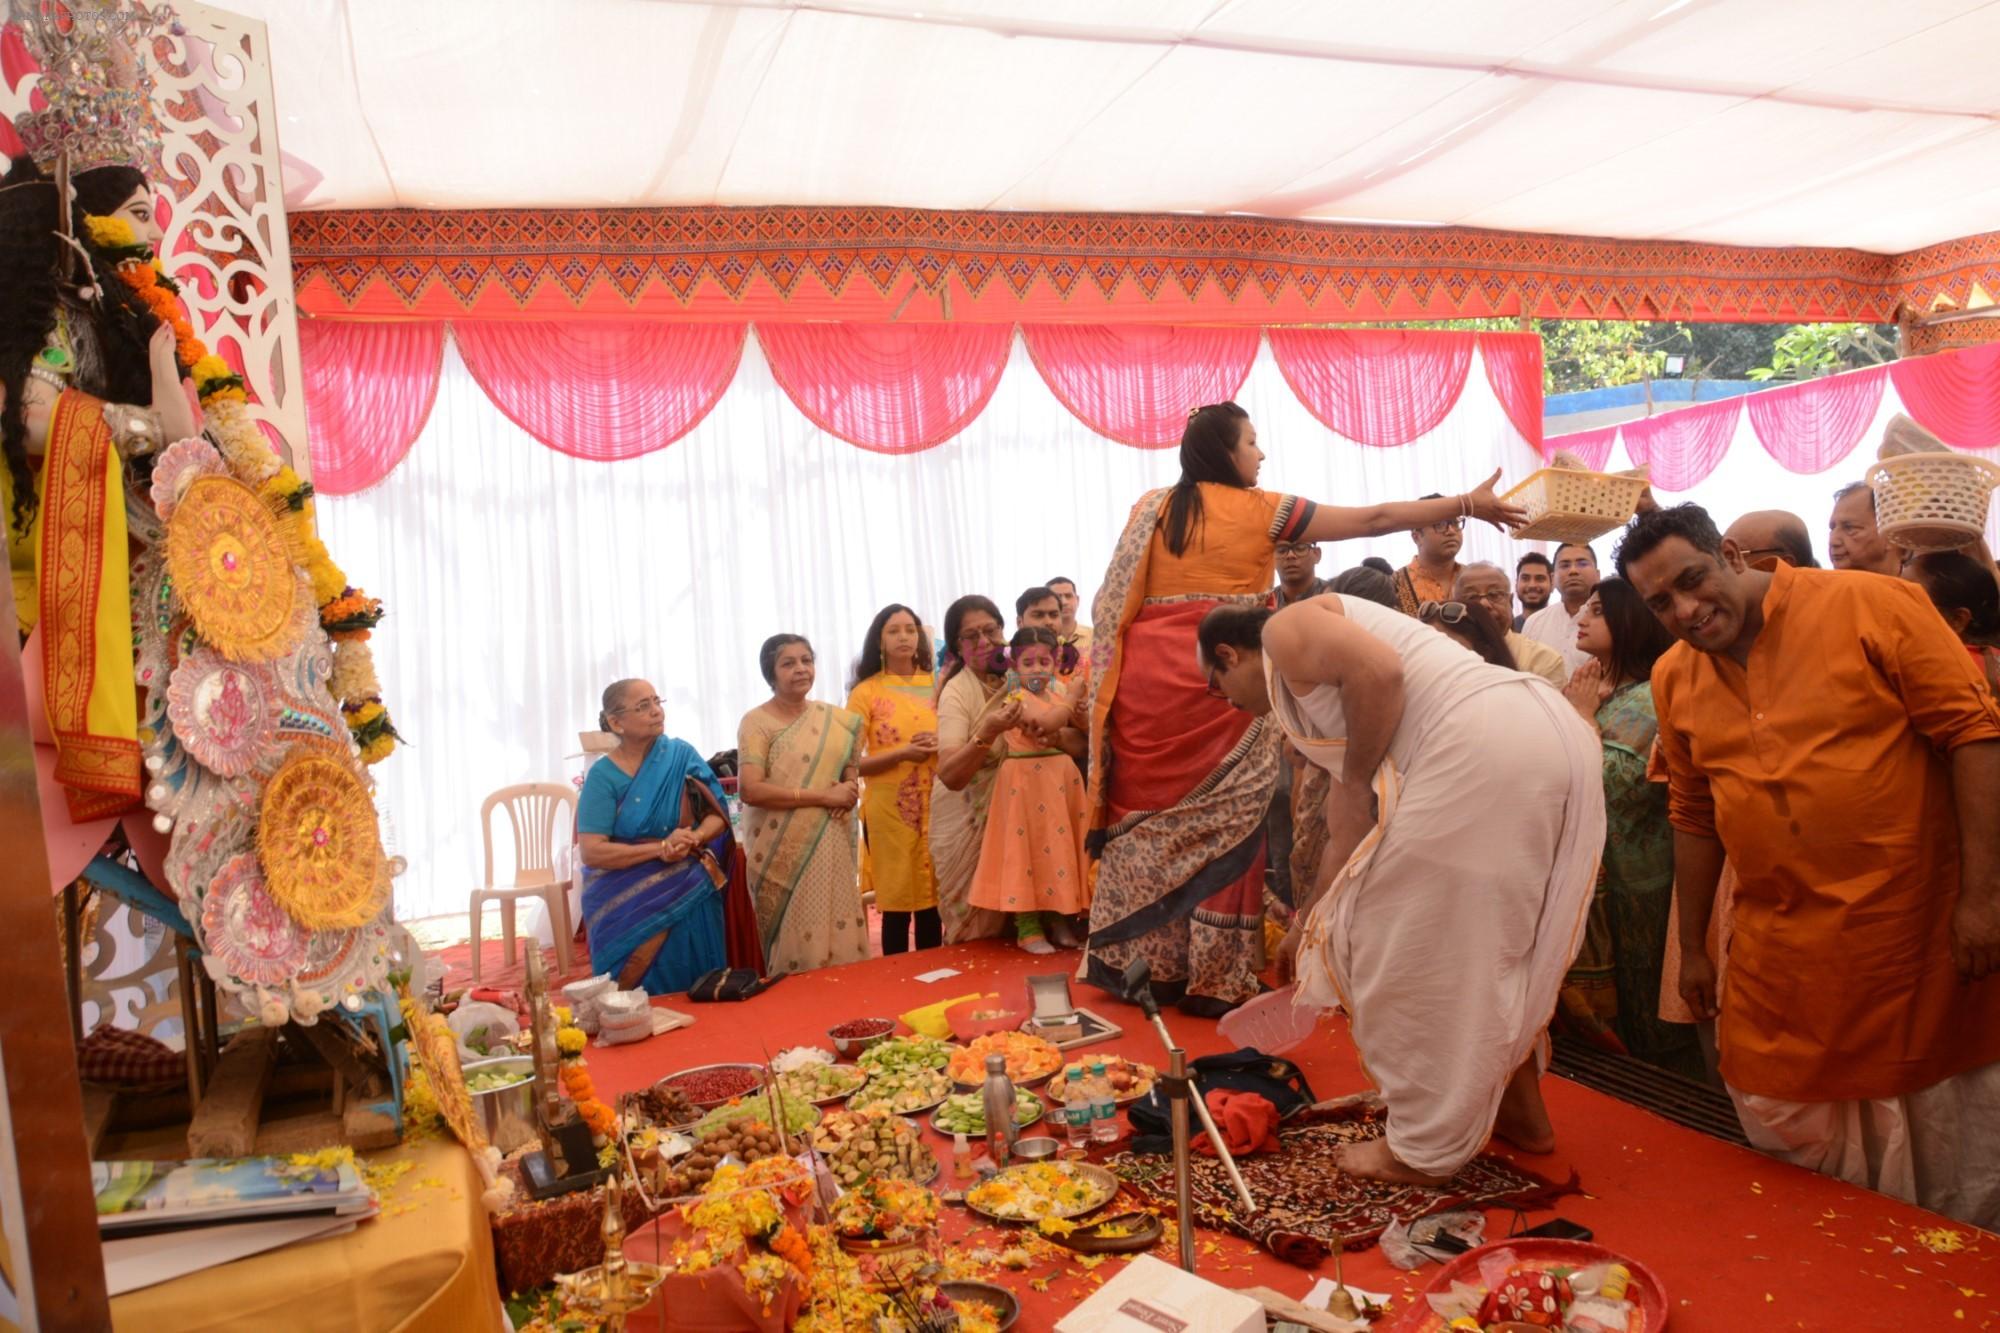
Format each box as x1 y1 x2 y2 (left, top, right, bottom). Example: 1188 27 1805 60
110 1136 503 1332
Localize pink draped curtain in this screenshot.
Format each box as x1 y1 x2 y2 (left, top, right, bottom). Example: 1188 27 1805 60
1890 342 2000 449
1267 329 1476 446
453 321 747 462
1020 324 1260 448
1477 333 1545 451
1745 366 1887 473
1622 398 1743 491
300 320 446 495
1543 425 1619 470
756 323 1013 453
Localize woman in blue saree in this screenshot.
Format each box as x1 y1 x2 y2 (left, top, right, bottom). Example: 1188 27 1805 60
577 679 731 992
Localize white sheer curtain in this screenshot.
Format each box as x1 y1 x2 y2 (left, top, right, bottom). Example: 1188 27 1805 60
1592 387 2000 565
317 332 1538 919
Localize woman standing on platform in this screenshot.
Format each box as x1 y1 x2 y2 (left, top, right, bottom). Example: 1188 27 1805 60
577 679 732 991
929 595 1020 943
846 604 942 954
1083 402 1525 1015
1562 578 1707 1080
739 634 872 974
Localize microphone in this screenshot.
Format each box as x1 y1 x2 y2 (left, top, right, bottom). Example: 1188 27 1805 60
1120 957 1159 1018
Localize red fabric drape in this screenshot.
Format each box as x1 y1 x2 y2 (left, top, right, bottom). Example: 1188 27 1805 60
1477 333 1544 451
1889 343 2000 449
299 320 446 495
1267 329 1475 446
1745 366 1887 474
1020 324 1260 448
1622 398 1743 492
453 321 746 462
1543 426 1619 470
756 323 1012 453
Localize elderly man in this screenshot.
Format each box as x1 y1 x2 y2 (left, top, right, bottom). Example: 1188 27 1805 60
1455 563 1567 688
1828 482 1904 575
1724 510 1818 571
1620 503 2000 1227
1521 543 1600 674
1391 494 1465 614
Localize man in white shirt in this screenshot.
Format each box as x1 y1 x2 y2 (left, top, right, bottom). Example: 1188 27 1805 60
1520 542 1599 674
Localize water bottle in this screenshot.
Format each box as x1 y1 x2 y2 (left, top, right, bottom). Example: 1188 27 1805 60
1063 1068 1092 1148
982 1054 1017 1167
1089 1059 1118 1143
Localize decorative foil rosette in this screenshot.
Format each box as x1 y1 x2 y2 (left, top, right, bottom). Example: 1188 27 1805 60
257 749 388 930
165 647 280 778
149 436 226 521
200 853 309 988
165 474 299 662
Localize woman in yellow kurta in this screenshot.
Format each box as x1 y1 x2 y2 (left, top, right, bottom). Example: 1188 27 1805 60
846 604 941 954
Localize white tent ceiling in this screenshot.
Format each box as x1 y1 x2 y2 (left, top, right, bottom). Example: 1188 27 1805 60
231 0 2000 253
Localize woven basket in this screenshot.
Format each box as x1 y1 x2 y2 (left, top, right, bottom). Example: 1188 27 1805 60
1501 467 1649 544
1869 452 2000 553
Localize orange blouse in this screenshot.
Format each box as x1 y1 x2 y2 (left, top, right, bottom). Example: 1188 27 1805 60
1651 564 2000 1102
1139 484 1313 599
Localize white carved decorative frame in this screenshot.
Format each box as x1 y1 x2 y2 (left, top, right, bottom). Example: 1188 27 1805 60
1 1 311 482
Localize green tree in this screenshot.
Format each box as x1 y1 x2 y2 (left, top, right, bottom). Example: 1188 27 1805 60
1748 323 1898 381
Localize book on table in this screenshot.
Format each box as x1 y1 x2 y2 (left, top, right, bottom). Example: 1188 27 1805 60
94 1156 375 1237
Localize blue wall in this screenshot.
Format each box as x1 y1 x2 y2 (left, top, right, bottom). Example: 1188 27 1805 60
1545 379 1763 419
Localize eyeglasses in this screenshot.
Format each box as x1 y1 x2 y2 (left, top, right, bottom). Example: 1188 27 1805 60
1737 547 1795 572
1417 600 1470 624
1427 518 1465 533
958 626 1004 645
1464 588 1511 607
1274 543 1317 557
612 695 665 714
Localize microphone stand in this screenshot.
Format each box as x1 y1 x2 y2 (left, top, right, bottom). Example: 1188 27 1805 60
1121 959 1256 1273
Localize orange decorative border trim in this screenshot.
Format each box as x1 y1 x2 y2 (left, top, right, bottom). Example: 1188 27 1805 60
289 207 2000 326
38 392 141 817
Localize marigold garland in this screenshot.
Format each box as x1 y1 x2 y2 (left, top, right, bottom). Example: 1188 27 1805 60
91 213 403 762
556 1011 614 1138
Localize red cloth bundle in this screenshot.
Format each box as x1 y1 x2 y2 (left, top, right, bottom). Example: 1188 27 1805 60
77 1023 183 1089
1193 1089 1281 1157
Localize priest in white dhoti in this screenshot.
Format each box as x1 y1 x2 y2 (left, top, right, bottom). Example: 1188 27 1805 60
1198 596 1605 1183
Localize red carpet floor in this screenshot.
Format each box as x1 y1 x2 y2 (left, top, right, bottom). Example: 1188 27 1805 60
572 941 1995 1330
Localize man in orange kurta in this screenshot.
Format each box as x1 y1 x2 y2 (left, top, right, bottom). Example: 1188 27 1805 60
1620 503 2000 1228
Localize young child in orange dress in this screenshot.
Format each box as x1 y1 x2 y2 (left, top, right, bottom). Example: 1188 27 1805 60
966 628 1091 954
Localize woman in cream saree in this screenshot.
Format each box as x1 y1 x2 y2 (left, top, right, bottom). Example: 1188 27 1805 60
739 635 872 974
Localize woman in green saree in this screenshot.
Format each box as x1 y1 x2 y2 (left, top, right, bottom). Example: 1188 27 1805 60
1562 577 1706 1080
738 634 872 974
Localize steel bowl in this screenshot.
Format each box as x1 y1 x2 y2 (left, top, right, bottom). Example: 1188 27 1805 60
462 1055 539 1153
827 1019 897 1058
1009 1135 1061 1161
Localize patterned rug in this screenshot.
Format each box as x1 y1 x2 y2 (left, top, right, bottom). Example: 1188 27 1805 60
1106 1102 1580 1265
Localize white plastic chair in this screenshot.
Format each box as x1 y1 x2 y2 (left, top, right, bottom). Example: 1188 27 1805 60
470 783 577 981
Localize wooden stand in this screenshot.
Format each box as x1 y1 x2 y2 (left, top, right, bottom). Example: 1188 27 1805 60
85 1015 400 1161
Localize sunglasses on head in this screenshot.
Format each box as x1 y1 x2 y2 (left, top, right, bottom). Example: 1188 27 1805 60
1417 600 1470 625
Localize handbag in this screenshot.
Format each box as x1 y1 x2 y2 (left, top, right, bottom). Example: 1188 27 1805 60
685 968 781 1002
1127 1047 1317 1147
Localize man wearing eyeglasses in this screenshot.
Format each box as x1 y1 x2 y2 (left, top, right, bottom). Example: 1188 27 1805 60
1391 494 1465 616
1273 539 1330 608
1723 510 1818 573
1455 563 1568 689
1520 542 1600 674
